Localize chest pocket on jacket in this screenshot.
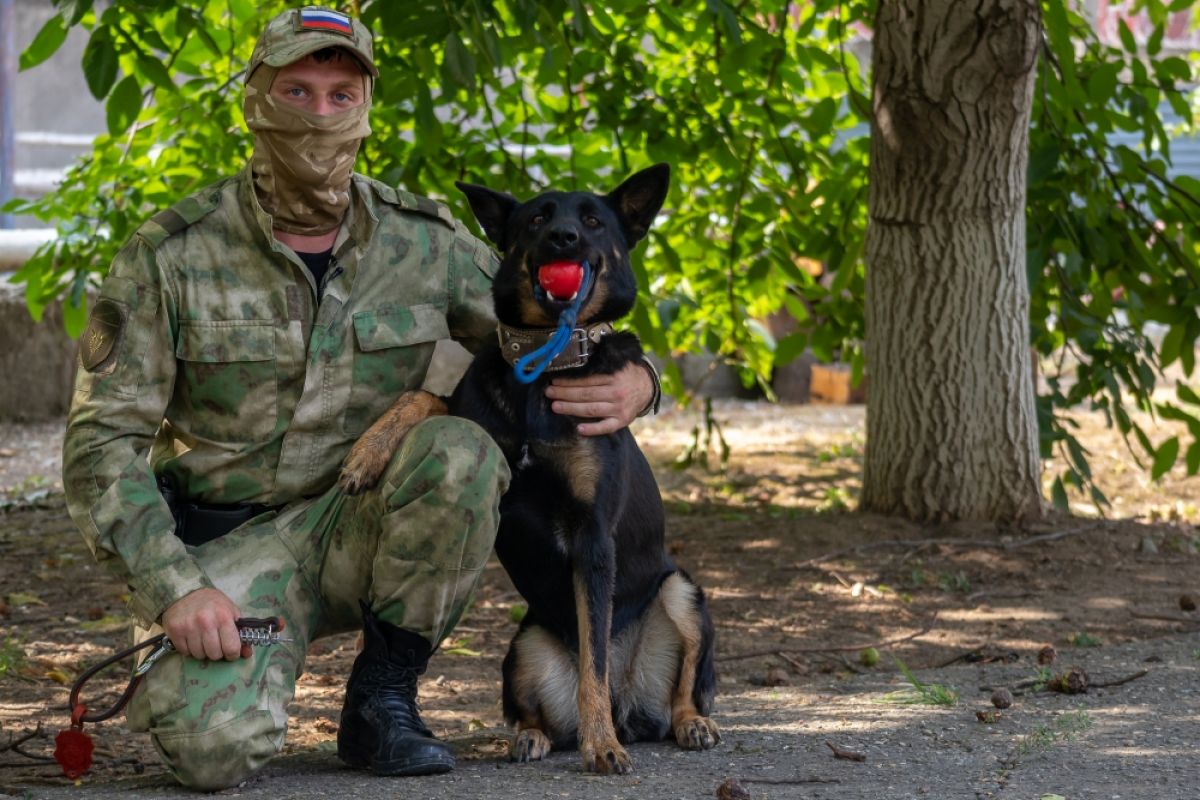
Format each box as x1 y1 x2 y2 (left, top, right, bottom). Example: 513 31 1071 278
345 304 449 436
173 321 278 443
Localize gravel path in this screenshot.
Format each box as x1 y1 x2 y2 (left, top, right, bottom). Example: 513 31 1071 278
10 633 1198 799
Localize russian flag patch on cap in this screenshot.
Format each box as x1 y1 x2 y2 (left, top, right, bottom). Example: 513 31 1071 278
298 8 354 37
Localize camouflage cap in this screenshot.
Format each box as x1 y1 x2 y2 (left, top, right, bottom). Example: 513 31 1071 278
248 6 378 79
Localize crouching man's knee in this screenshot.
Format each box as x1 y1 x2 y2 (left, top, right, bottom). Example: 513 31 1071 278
152 709 284 792
382 415 511 511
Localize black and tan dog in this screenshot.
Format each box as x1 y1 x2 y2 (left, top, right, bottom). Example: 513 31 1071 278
340 164 718 774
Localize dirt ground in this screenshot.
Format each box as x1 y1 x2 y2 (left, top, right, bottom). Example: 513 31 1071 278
1 399 1198 798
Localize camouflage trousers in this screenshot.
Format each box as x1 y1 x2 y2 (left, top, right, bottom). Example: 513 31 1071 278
125 417 509 791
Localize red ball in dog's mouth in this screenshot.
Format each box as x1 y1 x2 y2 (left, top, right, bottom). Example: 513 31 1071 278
537 261 584 302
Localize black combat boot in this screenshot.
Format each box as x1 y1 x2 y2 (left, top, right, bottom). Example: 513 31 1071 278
337 602 454 775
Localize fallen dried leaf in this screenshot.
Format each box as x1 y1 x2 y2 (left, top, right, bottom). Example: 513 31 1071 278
1180 594 1196 612
45 668 71 685
975 710 1002 723
716 777 751 800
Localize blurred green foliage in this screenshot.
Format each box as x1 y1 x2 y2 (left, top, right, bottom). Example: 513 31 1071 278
5 0 1199 504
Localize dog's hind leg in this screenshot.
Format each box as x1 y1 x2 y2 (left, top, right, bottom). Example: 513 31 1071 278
503 624 578 762
657 572 720 750
339 390 447 494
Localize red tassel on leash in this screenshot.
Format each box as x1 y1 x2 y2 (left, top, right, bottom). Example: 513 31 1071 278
54 704 94 779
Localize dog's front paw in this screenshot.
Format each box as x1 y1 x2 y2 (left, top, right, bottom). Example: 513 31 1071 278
338 441 389 495
675 715 720 750
580 739 633 775
511 728 551 762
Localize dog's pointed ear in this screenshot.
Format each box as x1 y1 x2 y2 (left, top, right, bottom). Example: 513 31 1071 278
455 181 519 248
604 163 670 246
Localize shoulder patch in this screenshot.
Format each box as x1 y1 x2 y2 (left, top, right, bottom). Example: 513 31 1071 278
80 298 125 372
135 190 221 248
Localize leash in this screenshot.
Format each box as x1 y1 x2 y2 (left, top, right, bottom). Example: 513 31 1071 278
54 617 291 779
513 260 593 384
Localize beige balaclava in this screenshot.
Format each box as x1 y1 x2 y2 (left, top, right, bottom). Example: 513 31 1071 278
243 7 378 235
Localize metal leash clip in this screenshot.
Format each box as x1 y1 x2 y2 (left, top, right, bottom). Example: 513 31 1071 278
135 616 292 676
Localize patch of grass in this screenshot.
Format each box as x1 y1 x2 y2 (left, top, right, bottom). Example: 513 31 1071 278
816 441 861 463
877 657 958 706
1030 666 1054 692
0 635 28 680
937 570 972 593
1014 709 1094 760
817 486 852 513
1066 631 1102 647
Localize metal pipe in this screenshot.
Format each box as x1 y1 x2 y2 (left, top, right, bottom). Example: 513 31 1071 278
0 0 16 229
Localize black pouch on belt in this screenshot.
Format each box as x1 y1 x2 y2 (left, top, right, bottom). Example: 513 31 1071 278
158 477 272 547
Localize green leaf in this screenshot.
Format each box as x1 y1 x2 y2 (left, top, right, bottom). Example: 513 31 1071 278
20 15 69 71
1151 437 1179 481
1050 477 1068 511
442 32 476 93
1118 18 1137 53
1160 324 1185 367
1186 441 1200 476
82 30 118 99
105 75 142 135
1179 384 1200 406
62 294 88 338
1146 23 1164 57
54 0 94 26
1086 63 1119 105
136 54 176 93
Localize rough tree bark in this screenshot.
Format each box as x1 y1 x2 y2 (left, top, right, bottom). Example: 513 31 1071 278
861 0 1044 522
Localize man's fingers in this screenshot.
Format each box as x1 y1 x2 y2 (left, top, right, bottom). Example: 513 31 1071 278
171 633 191 659
577 417 622 437
219 621 244 661
551 401 616 419
183 630 204 661
201 626 225 661
545 385 614 402
549 374 614 388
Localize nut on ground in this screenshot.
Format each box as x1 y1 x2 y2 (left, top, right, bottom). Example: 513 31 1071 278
1050 667 1089 694
990 688 1014 709
717 777 751 800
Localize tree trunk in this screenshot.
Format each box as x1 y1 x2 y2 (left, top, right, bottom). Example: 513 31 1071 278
861 0 1044 522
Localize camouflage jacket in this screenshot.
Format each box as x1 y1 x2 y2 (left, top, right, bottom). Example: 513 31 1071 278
62 167 498 625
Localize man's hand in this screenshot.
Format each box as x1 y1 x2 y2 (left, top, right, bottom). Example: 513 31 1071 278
161 587 250 661
545 361 655 436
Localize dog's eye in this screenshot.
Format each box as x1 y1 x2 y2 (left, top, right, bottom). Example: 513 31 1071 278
582 215 601 228
530 214 546 227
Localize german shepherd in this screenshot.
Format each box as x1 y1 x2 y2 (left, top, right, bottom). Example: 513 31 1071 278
339 164 718 774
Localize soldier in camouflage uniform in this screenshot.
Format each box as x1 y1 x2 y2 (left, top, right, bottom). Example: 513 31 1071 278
62 6 656 791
